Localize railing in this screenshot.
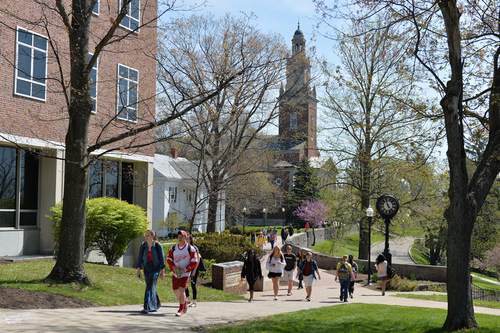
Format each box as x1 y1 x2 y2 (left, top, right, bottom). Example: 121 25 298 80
471 283 500 302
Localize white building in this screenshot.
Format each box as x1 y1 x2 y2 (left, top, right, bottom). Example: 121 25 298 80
153 149 225 236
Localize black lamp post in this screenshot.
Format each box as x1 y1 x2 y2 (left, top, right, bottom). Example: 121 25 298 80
365 205 374 286
242 207 247 235
281 207 285 227
262 208 267 227
383 217 392 266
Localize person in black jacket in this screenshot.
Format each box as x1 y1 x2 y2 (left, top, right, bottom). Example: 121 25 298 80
241 249 263 302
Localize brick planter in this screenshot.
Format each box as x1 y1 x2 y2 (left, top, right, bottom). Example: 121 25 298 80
212 261 247 295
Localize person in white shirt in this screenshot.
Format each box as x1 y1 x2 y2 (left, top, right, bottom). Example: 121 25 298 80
266 246 285 300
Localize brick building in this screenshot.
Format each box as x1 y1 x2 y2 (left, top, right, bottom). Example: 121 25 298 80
0 0 157 264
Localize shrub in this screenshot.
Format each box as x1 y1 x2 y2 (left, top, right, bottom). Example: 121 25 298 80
384 275 419 292
49 197 149 266
196 233 265 263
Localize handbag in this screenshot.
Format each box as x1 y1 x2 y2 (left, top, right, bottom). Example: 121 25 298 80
198 256 207 272
387 264 396 279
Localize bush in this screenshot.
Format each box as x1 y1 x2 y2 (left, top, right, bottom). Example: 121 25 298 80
384 275 419 292
49 197 149 266
196 233 265 263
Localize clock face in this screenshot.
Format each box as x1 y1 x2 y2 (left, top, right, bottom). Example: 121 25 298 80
376 194 399 219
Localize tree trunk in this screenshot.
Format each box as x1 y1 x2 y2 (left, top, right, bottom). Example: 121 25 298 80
46 0 93 285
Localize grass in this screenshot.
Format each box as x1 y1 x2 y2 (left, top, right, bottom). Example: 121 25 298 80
393 293 500 310
311 232 385 258
0 260 244 306
205 304 500 332
410 239 431 265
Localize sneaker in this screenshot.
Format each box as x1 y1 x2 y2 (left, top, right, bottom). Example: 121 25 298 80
175 309 183 317
350 293 353 299
287 292 293 296
140 310 149 314
306 296 310 301
344 300 348 302
382 292 385 296
274 296 278 300
183 300 188 313
340 295 343 301
188 302 196 307
249 299 254 303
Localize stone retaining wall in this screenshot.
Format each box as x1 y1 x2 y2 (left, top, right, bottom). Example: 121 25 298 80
286 229 447 283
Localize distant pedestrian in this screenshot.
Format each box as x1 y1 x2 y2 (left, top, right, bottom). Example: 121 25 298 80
167 230 198 316
296 248 305 290
348 254 358 299
305 222 310 232
241 249 263 302
257 232 266 249
269 229 276 249
281 228 288 244
375 254 388 296
184 234 201 308
288 225 294 237
136 229 165 314
283 245 296 296
250 230 256 244
266 246 285 300
335 254 355 302
297 251 321 301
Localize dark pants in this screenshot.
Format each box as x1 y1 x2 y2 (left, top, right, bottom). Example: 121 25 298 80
143 268 161 311
349 280 355 295
339 277 351 302
185 270 199 300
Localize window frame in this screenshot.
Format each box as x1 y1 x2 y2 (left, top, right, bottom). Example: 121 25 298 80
87 158 135 203
89 53 98 113
92 0 99 15
119 0 140 32
116 63 139 122
14 26 48 102
290 113 297 129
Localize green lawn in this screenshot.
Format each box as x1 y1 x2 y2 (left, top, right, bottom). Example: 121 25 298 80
393 293 500 309
206 304 500 332
0 260 244 306
311 232 385 258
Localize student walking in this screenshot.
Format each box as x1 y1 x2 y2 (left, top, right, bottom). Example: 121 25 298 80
296 252 321 301
241 249 263 302
184 234 201 308
296 248 305 290
335 254 355 302
266 246 285 300
375 254 389 296
167 230 198 316
283 245 296 296
348 254 358 299
257 232 266 249
136 229 165 314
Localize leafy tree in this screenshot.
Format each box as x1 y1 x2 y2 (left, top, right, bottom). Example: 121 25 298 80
294 199 329 228
287 156 319 226
319 13 438 260
156 13 289 233
473 244 500 280
315 0 500 329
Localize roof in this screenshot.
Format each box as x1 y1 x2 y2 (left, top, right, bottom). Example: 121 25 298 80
154 154 182 180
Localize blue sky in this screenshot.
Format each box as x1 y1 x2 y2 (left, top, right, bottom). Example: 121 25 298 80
167 0 333 59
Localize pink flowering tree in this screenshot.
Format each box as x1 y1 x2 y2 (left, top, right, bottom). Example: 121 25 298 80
294 200 329 228
472 245 500 280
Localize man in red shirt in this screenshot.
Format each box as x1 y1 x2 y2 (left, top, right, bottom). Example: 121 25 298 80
167 230 198 316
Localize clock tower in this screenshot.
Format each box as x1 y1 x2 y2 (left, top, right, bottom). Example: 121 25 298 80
278 24 318 163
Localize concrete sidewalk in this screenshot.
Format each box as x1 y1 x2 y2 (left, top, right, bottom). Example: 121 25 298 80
2 268 499 333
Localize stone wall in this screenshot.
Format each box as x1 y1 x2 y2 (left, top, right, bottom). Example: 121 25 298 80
286 229 447 283
212 261 247 295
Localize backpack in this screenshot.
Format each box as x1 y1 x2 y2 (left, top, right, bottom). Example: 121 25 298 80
338 262 350 280
387 264 396 279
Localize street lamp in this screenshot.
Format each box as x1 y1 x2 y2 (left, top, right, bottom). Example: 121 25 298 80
262 208 267 227
281 207 285 227
365 205 374 286
242 207 247 235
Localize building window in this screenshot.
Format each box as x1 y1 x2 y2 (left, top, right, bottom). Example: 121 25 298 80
0 147 39 228
119 0 140 31
186 189 194 202
274 194 283 207
290 114 297 129
88 159 134 203
117 64 138 122
15 27 48 101
89 53 98 113
92 0 99 15
169 187 178 203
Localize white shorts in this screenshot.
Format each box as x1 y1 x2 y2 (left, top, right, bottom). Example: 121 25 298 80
283 269 294 281
303 274 314 287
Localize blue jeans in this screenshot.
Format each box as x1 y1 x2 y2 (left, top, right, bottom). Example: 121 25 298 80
339 277 351 301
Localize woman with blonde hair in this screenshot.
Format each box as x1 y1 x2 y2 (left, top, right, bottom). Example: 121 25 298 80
266 245 285 300
136 229 165 314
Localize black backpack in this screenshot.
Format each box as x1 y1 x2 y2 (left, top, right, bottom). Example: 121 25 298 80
387 264 396 279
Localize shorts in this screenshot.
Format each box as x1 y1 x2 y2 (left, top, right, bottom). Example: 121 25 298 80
378 276 388 281
172 276 190 290
303 274 314 287
268 272 282 278
283 270 294 281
